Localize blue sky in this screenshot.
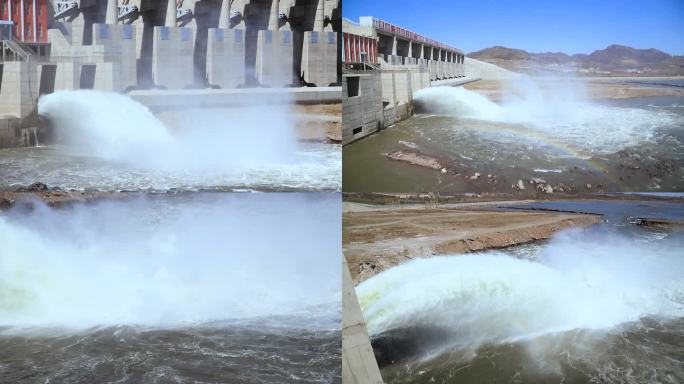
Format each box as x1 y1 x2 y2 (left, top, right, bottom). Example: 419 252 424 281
343 0 684 55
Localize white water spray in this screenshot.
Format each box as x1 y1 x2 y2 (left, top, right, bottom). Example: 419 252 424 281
37 90 299 169
413 80 682 153
0 194 341 328
357 229 684 347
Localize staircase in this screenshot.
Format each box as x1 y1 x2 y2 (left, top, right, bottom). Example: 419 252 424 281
1 40 30 62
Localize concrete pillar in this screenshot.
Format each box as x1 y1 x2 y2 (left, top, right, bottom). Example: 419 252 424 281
314 0 325 32
32 0 36 42
218 0 231 29
105 0 118 25
391 35 397 56
268 0 279 30
20 0 25 41
165 0 177 27
407 40 412 59
233 0 248 29
420 43 424 59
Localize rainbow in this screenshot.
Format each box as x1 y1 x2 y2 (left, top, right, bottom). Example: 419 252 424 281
446 120 627 190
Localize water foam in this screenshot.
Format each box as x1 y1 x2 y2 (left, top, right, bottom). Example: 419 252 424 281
0 194 341 328
357 229 684 347
34 90 340 191
413 81 683 154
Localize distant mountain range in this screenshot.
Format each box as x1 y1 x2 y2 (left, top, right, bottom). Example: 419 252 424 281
467 44 684 76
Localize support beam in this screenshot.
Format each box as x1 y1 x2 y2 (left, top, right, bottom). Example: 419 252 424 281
105 0 118 25
32 0 36 41
218 0 230 29
314 0 325 32
165 0 176 27
20 0 24 41
268 0 279 30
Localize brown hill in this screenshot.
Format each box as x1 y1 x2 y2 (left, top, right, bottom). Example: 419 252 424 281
467 44 683 75
469 46 531 61
588 44 671 64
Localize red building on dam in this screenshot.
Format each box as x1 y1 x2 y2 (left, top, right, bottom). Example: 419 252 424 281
0 0 49 43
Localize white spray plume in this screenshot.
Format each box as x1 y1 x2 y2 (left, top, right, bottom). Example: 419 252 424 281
37 90 299 169
413 80 682 153
0 193 341 328
357 228 684 347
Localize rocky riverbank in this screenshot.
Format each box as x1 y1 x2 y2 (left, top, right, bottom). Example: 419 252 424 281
0 183 136 210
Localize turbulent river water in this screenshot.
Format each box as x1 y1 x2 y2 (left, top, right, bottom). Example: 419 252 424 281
343 84 684 193
0 90 341 192
356 200 684 384
0 193 341 383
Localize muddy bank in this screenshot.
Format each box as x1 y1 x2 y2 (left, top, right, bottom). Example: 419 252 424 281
342 193 684 210
343 207 602 284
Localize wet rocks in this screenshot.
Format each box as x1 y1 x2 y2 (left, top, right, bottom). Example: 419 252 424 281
0 198 14 209
11 182 49 193
357 262 380 281
27 182 48 192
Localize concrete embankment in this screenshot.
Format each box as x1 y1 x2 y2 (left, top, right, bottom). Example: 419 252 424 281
343 204 603 284
342 257 384 384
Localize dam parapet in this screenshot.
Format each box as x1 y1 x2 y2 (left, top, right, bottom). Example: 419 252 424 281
342 16 477 145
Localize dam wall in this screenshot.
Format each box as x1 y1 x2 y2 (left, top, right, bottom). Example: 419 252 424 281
342 257 384 384
341 16 474 145
0 0 342 128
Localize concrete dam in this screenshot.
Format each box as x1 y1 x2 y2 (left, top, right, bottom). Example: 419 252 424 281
341 16 478 145
0 0 341 148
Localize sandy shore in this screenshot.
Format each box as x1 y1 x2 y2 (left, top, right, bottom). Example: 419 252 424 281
343 205 603 284
292 103 342 142
464 77 684 101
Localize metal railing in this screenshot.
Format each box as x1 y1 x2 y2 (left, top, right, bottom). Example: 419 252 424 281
1 40 50 62
1 40 30 62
